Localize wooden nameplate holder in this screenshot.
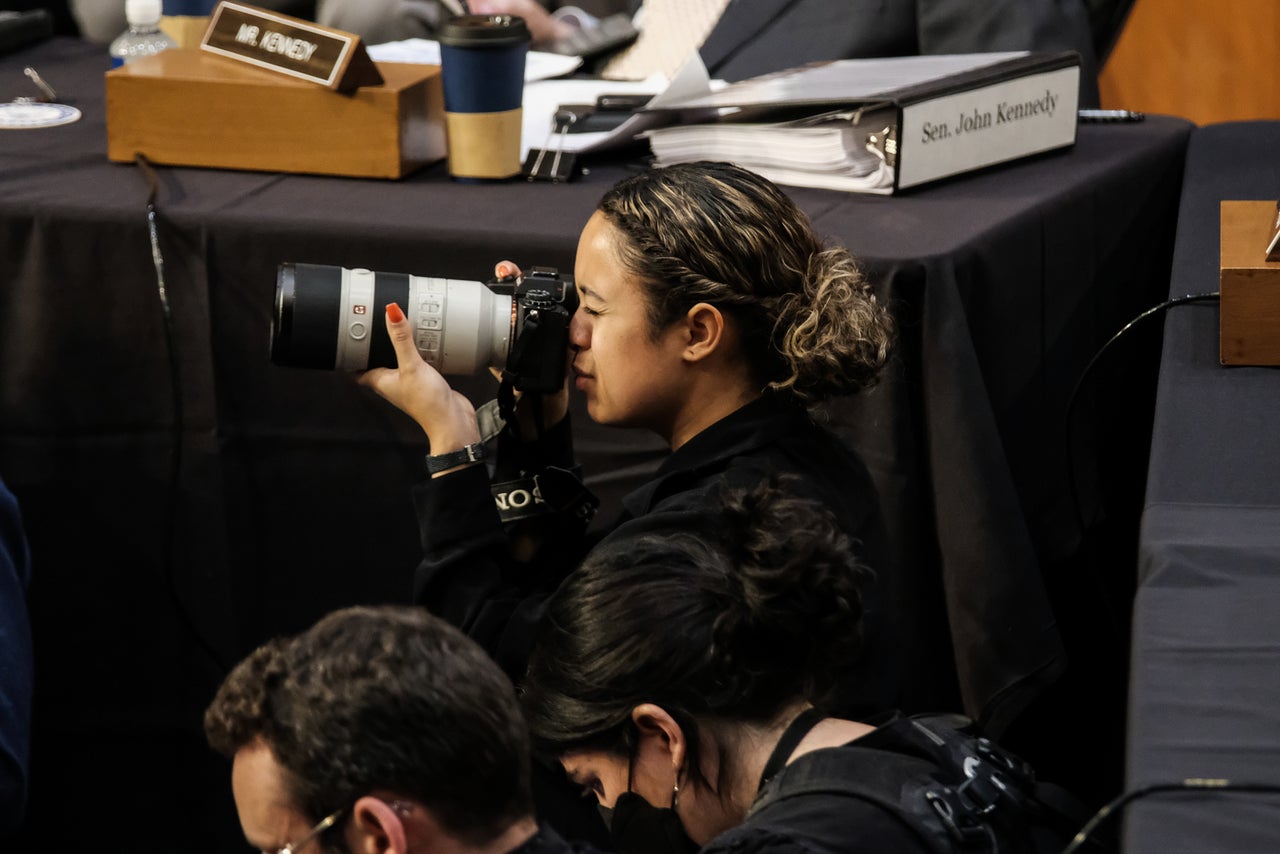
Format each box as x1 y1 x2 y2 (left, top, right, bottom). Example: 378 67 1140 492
199 1 382 92
106 2 445 179
1220 200 1280 365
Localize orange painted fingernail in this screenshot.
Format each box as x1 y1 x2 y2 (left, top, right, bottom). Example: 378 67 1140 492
386 302 405 323
497 263 512 277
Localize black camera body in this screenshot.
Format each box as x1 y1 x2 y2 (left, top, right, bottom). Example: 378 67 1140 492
270 262 577 394
488 266 577 393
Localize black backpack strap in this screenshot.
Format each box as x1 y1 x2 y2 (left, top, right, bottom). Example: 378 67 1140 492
747 715 1094 854
747 746 955 854
901 716 1102 851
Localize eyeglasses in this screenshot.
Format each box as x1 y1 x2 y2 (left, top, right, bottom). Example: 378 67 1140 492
269 807 344 854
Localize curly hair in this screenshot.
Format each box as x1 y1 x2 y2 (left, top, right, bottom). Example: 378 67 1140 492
596 161 893 403
204 606 532 848
521 477 868 789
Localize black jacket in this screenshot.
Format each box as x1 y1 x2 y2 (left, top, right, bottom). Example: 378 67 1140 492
706 713 1079 854
412 394 899 713
706 723 942 854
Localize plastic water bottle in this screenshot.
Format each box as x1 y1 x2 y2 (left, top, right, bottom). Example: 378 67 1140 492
108 0 176 68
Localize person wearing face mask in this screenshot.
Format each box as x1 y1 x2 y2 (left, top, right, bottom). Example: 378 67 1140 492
359 162 1069 846
359 161 899 721
357 161 904 845
520 479 1077 854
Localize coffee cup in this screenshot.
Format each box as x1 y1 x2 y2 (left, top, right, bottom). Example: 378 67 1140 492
438 15 530 181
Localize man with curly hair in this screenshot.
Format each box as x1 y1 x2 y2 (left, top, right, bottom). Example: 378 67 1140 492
204 605 584 854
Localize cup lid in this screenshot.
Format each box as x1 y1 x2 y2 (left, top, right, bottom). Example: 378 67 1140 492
438 15 531 48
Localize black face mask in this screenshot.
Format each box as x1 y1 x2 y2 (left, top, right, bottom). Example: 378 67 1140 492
603 791 701 854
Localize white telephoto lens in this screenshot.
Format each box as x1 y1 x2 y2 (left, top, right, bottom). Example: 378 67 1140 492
335 267 377 371
408 276 513 375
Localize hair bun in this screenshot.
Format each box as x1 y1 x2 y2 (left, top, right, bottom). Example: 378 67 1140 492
768 249 893 402
706 476 868 707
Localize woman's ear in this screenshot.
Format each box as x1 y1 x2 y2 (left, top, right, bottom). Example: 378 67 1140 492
347 796 409 854
680 302 727 363
631 702 688 773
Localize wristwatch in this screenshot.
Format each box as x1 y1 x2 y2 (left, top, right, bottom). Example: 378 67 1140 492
425 442 488 475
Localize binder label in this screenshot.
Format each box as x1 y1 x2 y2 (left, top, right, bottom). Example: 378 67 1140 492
899 66 1079 189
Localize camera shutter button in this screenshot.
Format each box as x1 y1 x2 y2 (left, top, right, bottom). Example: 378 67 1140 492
349 321 368 340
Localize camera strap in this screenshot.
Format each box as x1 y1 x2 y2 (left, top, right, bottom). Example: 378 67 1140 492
498 304 542 425
498 376 519 426
491 466 599 527
476 399 508 444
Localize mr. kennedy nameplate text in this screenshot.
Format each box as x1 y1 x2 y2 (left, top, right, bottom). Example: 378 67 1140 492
201 1 381 90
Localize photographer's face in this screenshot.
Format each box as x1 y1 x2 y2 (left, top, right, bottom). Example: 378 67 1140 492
571 212 690 437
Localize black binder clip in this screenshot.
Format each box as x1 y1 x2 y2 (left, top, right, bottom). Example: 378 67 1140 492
522 109 579 183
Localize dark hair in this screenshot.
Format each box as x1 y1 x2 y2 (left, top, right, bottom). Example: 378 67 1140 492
596 161 893 403
521 478 867 781
204 606 533 847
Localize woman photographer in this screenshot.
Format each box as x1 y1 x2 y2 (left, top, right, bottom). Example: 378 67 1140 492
360 160 896 713
520 479 1067 854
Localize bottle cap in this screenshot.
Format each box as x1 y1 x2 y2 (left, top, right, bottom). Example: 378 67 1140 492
125 0 164 26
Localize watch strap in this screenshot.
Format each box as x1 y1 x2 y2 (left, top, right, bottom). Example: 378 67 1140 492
425 442 488 475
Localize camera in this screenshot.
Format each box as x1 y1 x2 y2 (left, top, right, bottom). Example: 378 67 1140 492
270 262 577 393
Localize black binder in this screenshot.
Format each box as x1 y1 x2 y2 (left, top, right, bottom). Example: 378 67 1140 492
642 51 1082 194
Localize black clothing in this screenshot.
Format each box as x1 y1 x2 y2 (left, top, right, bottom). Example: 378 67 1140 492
413 394 899 712
708 713 1080 854
708 723 942 854
517 824 608 854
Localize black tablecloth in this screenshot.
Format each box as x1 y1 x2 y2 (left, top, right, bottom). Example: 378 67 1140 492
0 38 1191 851
1125 122 1280 853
